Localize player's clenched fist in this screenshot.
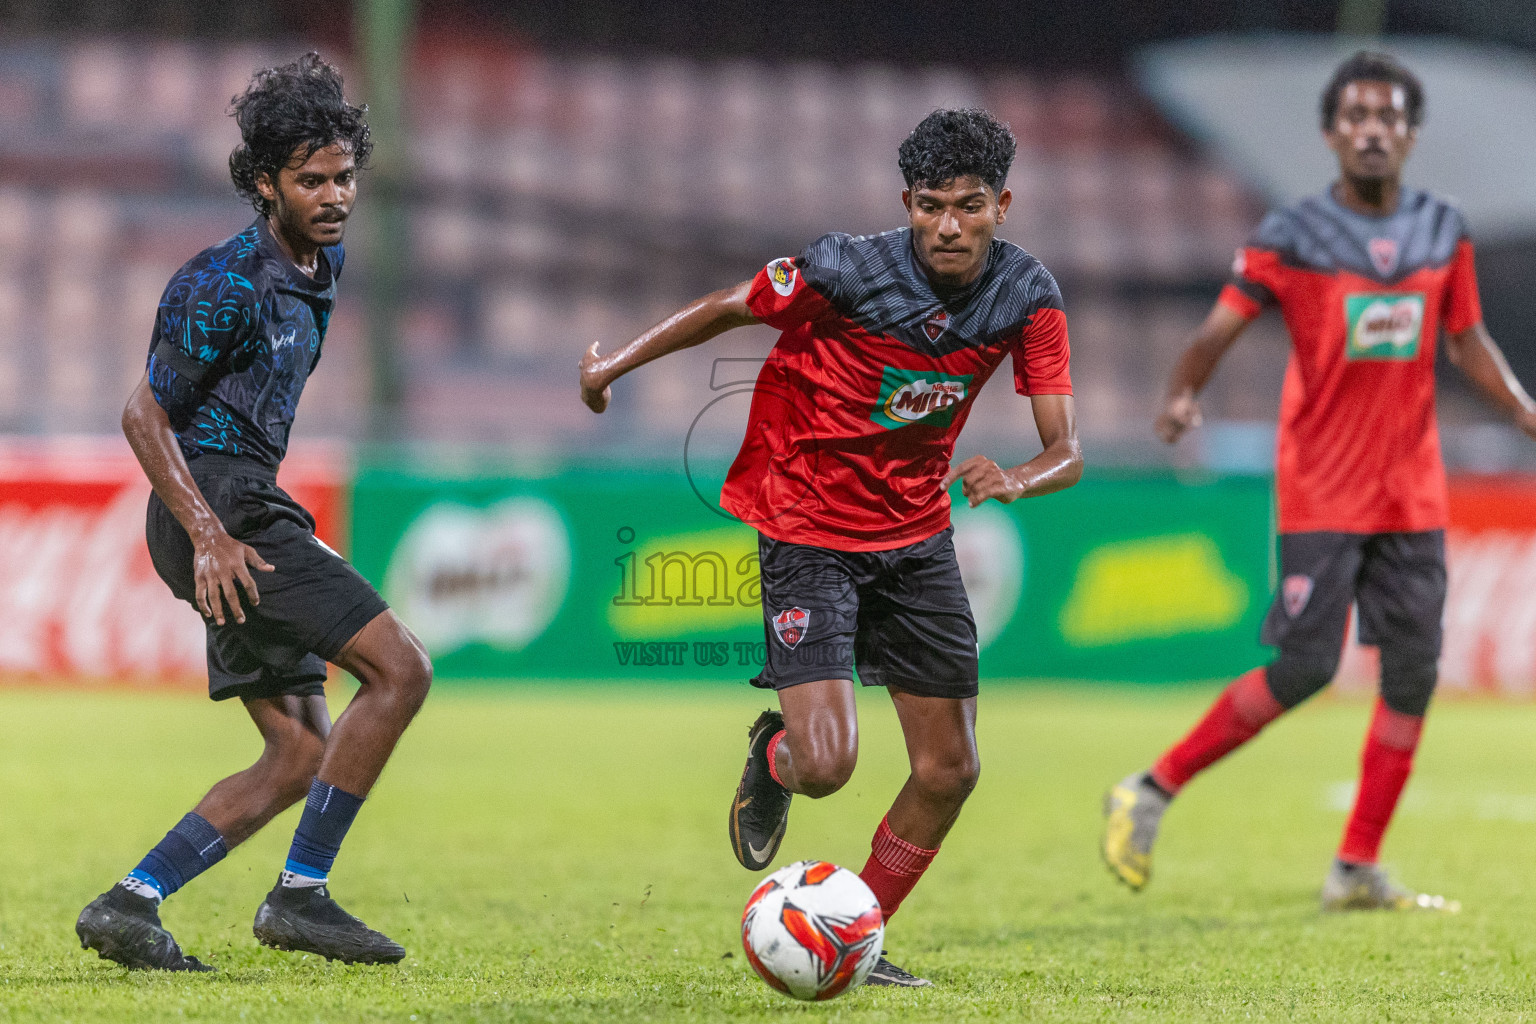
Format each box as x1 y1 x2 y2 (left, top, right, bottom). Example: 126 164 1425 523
943 455 1026 507
579 342 613 414
1156 390 1203 444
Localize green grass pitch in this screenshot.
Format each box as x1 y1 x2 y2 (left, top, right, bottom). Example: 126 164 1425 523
2 682 1535 1022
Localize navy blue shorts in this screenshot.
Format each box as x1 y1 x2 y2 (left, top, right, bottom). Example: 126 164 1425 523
751 527 979 700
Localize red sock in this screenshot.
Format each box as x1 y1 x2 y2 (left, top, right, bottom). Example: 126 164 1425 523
1338 700 1423 864
858 816 938 922
1150 668 1285 793
765 730 786 787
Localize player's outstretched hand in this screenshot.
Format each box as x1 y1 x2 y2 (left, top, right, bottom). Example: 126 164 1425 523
943 455 1025 507
1156 391 1202 444
192 527 274 626
579 342 613 414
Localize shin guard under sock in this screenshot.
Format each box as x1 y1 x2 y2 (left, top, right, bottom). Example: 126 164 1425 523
1151 668 1284 794
1338 700 1423 864
858 816 938 922
282 779 365 888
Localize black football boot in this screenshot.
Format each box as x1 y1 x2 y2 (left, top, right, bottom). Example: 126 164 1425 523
76 885 213 971
729 709 792 870
864 953 932 988
252 878 406 964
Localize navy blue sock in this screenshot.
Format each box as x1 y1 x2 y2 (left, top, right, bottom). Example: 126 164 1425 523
121 813 228 903
282 779 365 888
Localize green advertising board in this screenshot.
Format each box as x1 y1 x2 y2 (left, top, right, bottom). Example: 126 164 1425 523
350 460 1274 683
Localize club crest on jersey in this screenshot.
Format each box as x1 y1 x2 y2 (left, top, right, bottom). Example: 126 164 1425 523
870 367 974 431
923 309 950 342
1282 574 1314 618
1369 238 1399 276
772 607 810 649
767 258 798 298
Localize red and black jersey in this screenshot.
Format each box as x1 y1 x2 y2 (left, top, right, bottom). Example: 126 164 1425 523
721 229 1072 552
1219 188 1482 535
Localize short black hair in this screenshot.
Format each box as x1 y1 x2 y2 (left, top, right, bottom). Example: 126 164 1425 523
1320 51 1424 131
898 108 1016 196
228 52 372 217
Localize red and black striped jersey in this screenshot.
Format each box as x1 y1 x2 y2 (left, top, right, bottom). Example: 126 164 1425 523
721 228 1072 551
1218 187 1482 534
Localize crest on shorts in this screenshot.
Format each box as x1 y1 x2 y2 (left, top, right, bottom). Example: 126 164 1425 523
771 606 810 649
1369 238 1399 276
923 309 950 342
1282 574 1314 618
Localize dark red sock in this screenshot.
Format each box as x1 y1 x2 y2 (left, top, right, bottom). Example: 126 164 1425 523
858 816 938 922
1338 700 1423 864
1150 668 1285 793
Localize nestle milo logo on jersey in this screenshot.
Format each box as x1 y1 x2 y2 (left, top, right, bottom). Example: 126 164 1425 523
1344 292 1426 361
870 368 974 430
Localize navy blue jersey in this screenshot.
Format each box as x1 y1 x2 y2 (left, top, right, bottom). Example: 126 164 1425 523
146 219 342 469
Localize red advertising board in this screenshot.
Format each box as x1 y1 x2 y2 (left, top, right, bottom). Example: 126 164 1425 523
1338 475 1536 697
0 438 347 687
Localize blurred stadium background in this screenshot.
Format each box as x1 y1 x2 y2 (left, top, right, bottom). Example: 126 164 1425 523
1 0 1535 697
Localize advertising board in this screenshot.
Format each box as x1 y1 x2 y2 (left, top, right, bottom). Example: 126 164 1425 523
0 439 347 685
351 461 1274 683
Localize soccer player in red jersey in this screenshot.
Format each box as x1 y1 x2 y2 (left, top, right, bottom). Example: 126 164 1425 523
581 109 1081 985
1102 52 1536 909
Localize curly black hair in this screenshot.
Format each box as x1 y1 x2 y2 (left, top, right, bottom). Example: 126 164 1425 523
1320 51 1424 131
228 52 372 217
897 108 1016 196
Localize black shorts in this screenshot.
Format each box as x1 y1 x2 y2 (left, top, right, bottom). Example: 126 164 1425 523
1260 530 1445 662
146 454 389 702
750 527 979 700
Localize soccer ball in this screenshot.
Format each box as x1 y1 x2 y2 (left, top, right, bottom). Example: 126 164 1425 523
740 860 884 1000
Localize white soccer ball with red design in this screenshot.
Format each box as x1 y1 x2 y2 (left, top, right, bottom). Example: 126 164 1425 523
740 860 884 1000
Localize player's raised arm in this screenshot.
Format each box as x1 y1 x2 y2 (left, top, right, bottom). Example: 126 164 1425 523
943 394 1083 507
1445 322 1536 438
122 374 274 626
1156 301 1251 444
579 278 758 413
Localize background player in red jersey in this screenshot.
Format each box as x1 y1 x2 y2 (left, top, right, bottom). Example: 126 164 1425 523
1102 52 1536 910
580 109 1082 985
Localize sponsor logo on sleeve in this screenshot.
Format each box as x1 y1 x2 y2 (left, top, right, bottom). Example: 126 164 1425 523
771 606 810 649
767 258 798 297
1344 292 1425 361
1283 574 1314 618
1369 237 1399 276
869 367 974 431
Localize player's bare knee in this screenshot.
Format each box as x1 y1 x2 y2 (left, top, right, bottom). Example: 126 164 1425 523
796 749 857 799
371 644 432 715
912 752 980 806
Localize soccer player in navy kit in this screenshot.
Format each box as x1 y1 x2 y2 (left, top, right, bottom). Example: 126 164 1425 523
75 54 432 970
581 109 1083 986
